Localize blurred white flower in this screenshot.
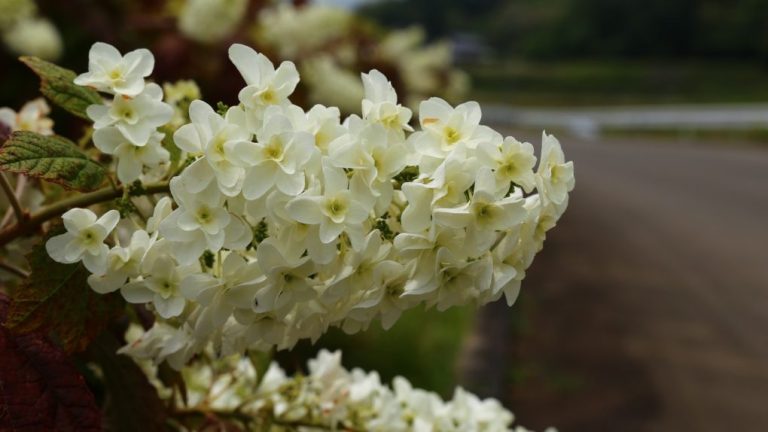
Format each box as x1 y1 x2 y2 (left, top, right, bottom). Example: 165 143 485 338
0 98 54 135
2 17 62 61
178 0 248 44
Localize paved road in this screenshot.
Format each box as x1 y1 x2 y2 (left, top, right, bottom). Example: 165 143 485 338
460 133 768 431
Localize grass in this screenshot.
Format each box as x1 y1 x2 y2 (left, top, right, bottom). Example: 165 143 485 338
467 59 768 106
282 305 476 398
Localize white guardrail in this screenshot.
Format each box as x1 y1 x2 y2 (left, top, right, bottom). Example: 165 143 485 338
482 103 768 137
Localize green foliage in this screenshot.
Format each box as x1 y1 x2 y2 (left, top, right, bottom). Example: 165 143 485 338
20 56 102 120
5 228 124 354
303 306 474 397
0 131 106 191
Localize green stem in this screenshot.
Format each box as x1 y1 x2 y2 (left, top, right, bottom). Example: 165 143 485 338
0 173 26 225
0 181 169 247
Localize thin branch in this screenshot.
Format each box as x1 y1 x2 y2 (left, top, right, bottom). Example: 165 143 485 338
0 181 170 247
171 408 362 432
0 260 30 279
0 173 26 225
0 176 26 228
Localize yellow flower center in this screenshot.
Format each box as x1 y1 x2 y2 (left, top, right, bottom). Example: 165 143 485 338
260 88 278 104
263 138 284 161
196 207 213 225
443 126 461 144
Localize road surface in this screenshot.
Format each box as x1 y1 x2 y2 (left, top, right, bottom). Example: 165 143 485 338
460 133 768 431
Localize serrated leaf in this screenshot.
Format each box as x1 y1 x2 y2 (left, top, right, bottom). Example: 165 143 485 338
85 333 167 432
0 294 103 431
20 56 102 120
0 131 106 191
5 228 124 353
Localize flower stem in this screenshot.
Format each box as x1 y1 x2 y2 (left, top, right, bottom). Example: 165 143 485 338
0 173 26 225
0 259 30 279
0 181 169 247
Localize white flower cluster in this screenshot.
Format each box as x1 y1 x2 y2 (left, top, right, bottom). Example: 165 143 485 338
75 42 173 184
129 344 551 432
49 42 574 367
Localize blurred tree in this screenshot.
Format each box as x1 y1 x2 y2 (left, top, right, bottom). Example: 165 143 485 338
361 0 768 62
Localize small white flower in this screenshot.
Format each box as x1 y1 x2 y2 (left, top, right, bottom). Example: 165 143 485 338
181 253 263 327
45 208 120 275
433 168 527 255
93 127 169 183
174 101 250 196
74 42 154 97
233 106 317 199
87 83 173 145
536 132 575 206
477 135 537 193
250 238 316 314
361 69 413 139
160 179 251 264
410 97 494 169
122 254 192 319
229 44 300 127
87 230 152 294
286 162 371 245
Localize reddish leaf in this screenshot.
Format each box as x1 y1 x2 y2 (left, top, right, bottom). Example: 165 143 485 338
5 228 124 353
0 293 102 431
85 333 167 432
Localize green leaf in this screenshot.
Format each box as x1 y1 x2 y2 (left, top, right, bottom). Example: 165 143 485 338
0 131 106 191
5 227 124 354
20 56 102 120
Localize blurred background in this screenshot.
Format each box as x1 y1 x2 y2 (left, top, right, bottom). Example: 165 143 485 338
2 0 768 430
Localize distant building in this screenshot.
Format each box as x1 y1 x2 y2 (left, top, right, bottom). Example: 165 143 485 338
451 33 493 64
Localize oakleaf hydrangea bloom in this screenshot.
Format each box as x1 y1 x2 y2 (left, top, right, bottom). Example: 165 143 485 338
121 345 556 432
58 42 574 371
46 208 119 275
